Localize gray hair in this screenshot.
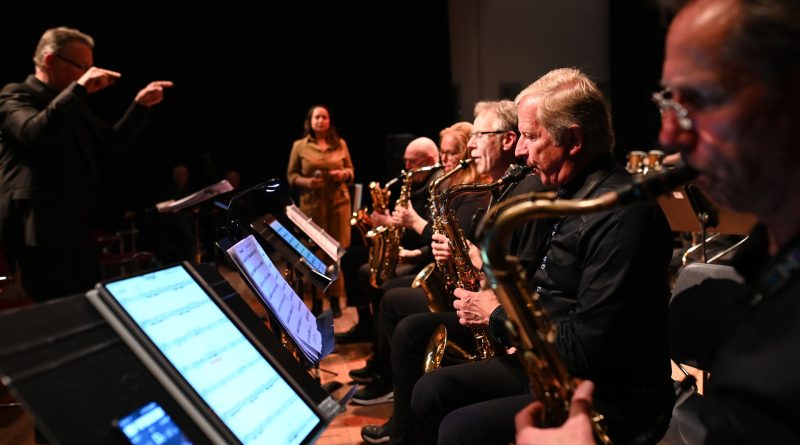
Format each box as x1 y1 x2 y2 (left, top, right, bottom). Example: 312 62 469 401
33 27 94 67
515 68 614 153
473 100 518 132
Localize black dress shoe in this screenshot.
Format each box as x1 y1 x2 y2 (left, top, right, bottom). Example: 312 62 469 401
361 417 392 444
321 381 344 394
350 378 393 405
349 358 377 383
335 323 372 344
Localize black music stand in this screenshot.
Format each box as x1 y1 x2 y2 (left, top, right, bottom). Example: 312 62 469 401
155 179 234 264
221 236 336 369
657 185 756 236
658 184 757 264
0 263 335 445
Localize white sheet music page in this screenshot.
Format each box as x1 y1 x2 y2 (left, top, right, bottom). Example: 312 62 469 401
284 205 340 260
227 235 322 362
155 179 234 213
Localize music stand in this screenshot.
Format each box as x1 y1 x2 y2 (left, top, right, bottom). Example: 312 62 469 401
0 262 338 444
155 179 234 263
224 236 336 369
658 184 757 264
249 213 338 293
657 186 756 236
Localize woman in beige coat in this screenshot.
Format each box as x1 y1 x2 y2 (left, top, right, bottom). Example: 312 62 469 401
287 104 353 317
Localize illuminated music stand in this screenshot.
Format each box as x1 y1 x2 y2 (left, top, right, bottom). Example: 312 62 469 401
222 236 336 369
0 263 336 445
249 213 338 293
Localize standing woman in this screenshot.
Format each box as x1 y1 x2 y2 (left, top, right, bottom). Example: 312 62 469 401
287 104 354 317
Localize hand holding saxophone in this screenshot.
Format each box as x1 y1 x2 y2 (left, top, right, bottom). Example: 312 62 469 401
392 202 427 234
431 233 453 263
398 248 423 264
453 288 500 328
515 380 596 445
369 210 393 227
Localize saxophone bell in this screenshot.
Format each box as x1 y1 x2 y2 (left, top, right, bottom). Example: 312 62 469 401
423 325 479 373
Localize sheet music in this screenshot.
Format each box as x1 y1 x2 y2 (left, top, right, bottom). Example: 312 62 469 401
155 179 234 213
227 236 322 362
103 266 320 445
284 205 341 260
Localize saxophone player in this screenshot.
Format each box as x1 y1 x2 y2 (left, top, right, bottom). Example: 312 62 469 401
410 69 676 445
361 100 544 444
353 126 493 411
520 1 800 444
337 138 441 345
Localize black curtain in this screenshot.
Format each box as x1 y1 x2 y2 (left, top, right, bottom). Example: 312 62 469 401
609 0 670 163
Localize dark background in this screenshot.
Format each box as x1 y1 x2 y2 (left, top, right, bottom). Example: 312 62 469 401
0 1 669 234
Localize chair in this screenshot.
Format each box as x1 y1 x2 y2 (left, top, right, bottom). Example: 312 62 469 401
94 211 158 279
657 263 745 445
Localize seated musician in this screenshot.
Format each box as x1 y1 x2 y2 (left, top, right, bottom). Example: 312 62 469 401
351 123 490 407
517 0 800 443
362 99 542 444
408 68 676 445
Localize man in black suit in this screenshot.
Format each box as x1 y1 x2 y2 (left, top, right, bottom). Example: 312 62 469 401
0 26 172 301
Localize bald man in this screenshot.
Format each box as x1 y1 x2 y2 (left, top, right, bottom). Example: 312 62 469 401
337 136 442 347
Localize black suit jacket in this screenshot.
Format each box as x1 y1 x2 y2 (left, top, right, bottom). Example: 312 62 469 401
0 75 149 247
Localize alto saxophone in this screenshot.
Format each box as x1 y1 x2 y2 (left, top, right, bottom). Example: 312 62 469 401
411 159 474 312
478 165 698 444
368 164 441 288
422 163 533 372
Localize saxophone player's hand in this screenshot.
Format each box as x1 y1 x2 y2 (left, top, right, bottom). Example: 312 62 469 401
514 380 596 445
431 233 453 262
398 248 423 263
392 203 428 234
370 210 393 227
452 288 499 328
466 240 483 271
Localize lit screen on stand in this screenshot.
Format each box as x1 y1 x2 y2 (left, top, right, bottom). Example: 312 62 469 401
104 266 320 445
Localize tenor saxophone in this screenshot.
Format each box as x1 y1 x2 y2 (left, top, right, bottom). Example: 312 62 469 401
422 163 534 372
478 165 698 444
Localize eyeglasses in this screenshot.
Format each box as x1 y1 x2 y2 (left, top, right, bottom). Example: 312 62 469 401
54 54 90 72
469 130 506 139
651 88 693 131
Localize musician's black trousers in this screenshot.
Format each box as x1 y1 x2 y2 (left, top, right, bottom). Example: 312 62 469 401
389 311 487 444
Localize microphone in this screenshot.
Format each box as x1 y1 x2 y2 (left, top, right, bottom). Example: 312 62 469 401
313 169 323 179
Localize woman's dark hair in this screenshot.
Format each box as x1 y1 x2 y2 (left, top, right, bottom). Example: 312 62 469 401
303 104 341 148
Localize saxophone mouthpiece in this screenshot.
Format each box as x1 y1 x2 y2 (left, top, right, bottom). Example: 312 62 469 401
500 164 534 183
616 164 699 204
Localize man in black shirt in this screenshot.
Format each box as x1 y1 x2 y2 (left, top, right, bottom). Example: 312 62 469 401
411 68 675 445
517 1 800 444
0 26 172 302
